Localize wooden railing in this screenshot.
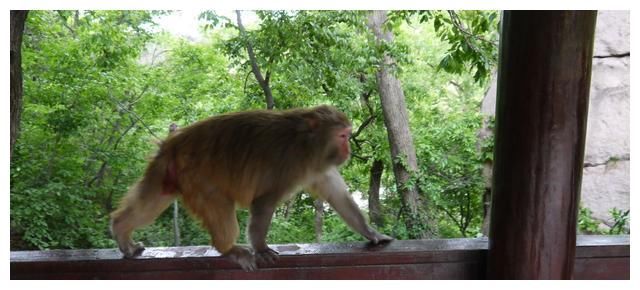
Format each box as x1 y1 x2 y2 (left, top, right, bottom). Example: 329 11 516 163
10 235 629 279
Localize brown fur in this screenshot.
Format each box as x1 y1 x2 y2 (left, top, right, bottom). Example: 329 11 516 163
162 105 351 205
110 105 394 271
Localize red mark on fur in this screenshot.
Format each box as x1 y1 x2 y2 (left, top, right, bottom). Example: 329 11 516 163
162 159 178 195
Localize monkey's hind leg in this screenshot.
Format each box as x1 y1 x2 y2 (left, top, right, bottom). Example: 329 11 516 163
182 192 257 271
110 179 176 258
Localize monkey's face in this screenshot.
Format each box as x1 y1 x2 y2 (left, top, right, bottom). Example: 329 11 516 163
331 125 352 165
302 105 352 167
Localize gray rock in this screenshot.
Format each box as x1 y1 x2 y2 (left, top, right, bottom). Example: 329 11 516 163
584 57 630 165
580 11 630 225
580 160 630 224
594 11 630 56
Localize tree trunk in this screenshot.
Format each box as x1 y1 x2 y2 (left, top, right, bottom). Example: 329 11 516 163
367 10 428 238
10 10 28 160
368 159 384 227
173 201 181 246
313 199 324 242
169 123 180 246
235 10 275 110
481 187 491 236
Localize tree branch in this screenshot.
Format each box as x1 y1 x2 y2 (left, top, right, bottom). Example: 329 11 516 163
446 11 493 64
446 11 498 47
107 91 160 141
129 84 150 106
56 11 76 35
235 10 275 109
119 105 161 140
437 203 465 235
243 69 252 96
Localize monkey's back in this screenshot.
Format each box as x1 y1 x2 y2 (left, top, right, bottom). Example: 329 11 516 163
159 109 325 207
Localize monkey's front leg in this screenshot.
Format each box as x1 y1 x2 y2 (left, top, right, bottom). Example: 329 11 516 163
310 168 393 244
326 190 393 244
248 194 280 265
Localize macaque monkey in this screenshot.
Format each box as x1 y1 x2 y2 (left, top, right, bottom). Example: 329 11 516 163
110 105 392 271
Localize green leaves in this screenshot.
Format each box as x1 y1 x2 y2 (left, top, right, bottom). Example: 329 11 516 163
389 10 499 83
199 10 230 30
609 208 630 235
578 206 630 235
12 10 161 250
13 10 504 250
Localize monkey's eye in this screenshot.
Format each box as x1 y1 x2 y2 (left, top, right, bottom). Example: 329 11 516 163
338 129 352 139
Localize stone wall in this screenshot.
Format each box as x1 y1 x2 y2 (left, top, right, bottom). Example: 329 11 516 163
480 11 630 230
580 10 630 227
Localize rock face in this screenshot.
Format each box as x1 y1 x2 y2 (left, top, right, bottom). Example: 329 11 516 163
581 161 629 223
593 11 630 57
580 11 630 226
480 11 630 229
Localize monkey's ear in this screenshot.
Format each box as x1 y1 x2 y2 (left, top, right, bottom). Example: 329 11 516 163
306 116 319 130
298 114 319 133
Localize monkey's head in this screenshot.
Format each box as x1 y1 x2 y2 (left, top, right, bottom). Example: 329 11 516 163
300 105 352 167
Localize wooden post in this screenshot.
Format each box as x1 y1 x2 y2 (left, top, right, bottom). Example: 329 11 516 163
487 11 597 279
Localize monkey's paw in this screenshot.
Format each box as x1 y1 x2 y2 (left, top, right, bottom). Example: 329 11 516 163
122 242 145 258
256 247 279 265
225 246 257 272
369 232 394 245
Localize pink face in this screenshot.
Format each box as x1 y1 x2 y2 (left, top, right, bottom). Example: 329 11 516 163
335 126 352 164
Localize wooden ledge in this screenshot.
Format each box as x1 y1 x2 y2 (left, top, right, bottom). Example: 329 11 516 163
10 235 629 279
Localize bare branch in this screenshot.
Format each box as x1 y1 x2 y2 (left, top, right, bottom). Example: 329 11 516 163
235 10 274 109
107 91 161 141
243 69 252 96
119 105 161 140
129 84 150 106
56 11 76 35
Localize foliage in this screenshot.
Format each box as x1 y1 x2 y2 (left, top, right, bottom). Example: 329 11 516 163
12 10 162 249
391 19 490 238
388 10 499 83
578 206 630 235
218 10 373 110
609 208 631 235
12 10 538 252
578 206 602 234
609 208 630 235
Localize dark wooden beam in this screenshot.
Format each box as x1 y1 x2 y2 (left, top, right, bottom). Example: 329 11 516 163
488 11 597 279
10 236 628 279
